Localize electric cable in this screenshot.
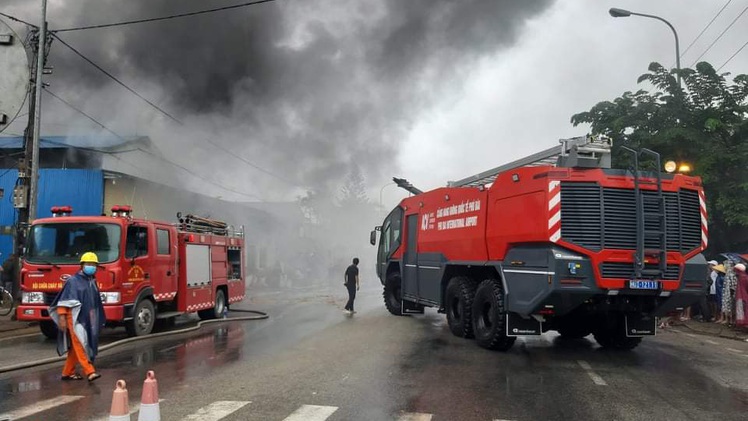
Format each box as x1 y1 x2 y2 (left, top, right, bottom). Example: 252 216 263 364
51 33 301 188
680 0 733 59
0 12 37 28
690 4 748 66
717 38 748 71
44 88 127 141
51 33 182 124
53 0 278 32
44 88 266 201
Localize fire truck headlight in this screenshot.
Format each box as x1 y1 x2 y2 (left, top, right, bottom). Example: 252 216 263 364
22 292 45 304
100 292 121 304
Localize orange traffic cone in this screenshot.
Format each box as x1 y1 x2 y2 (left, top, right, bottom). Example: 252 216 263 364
109 380 130 421
137 371 160 421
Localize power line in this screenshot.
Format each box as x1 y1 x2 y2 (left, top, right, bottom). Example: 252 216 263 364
690 5 748 66
51 33 182 124
44 88 264 201
717 38 748 71
54 0 278 32
51 33 301 188
680 0 733 58
44 88 127 141
0 12 37 28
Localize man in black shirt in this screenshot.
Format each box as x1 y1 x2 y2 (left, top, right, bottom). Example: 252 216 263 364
344 258 360 313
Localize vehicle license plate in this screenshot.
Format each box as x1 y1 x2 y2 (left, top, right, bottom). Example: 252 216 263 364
629 280 659 290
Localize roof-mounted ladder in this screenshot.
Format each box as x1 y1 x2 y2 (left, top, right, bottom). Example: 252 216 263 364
447 135 612 188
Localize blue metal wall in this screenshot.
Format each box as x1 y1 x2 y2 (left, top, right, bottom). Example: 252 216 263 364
0 169 103 259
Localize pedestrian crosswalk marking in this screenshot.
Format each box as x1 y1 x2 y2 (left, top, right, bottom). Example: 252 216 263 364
1 395 84 419
283 404 338 420
183 401 250 421
397 412 433 421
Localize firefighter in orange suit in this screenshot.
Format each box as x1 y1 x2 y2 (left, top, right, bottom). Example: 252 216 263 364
49 252 105 382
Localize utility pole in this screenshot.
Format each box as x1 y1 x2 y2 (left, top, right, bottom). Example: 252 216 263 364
15 0 49 255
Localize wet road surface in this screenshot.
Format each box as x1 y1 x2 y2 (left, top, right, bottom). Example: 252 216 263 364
1 288 747 420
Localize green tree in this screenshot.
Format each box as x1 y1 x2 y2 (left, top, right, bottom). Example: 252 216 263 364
571 62 748 253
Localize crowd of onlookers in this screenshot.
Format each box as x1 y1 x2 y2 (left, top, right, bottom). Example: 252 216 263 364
660 258 748 329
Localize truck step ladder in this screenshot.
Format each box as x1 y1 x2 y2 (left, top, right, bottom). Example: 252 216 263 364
621 147 668 280
447 135 612 188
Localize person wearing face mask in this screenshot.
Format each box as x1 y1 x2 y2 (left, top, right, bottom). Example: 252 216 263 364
49 252 106 382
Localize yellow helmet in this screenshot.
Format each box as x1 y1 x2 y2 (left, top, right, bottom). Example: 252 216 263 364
80 252 99 264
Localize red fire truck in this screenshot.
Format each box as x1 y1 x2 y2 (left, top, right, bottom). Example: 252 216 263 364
17 206 247 338
371 135 708 351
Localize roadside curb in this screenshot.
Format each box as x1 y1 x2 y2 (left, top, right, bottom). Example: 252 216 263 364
678 322 748 342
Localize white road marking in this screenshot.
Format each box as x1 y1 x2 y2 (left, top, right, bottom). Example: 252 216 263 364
577 360 608 386
283 405 338 421
91 399 165 421
397 413 433 421
684 333 697 338
705 339 719 345
726 348 744 354
1 395 84 419
183 401 250 421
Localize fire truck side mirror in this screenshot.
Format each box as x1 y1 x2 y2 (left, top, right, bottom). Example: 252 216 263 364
370 230 377 246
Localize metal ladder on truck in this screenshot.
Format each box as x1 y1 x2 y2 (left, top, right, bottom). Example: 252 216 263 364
621 147 668 280
447 134 613 188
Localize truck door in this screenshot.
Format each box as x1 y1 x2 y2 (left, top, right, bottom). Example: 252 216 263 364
402 214 419 301
153 225 177 296
125 224 153 294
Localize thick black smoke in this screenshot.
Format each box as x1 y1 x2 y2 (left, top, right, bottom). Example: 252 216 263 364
3 0 552 196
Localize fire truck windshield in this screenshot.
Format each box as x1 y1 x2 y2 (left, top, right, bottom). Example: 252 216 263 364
26 223 122 265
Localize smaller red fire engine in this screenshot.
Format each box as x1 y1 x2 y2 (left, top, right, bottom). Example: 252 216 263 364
17 205 246 338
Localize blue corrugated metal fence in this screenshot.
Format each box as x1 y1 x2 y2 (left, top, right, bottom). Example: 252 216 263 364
0 169 103 259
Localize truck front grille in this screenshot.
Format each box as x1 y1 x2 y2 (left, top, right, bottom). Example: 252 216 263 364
560 182 702 253
600 262 680 280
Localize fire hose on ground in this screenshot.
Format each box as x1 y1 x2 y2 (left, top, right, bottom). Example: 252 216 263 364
0 309 268 374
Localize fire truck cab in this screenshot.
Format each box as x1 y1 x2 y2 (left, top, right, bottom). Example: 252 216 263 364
17 206 246 338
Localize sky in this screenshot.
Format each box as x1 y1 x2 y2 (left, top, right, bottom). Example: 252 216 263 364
1 0 746 210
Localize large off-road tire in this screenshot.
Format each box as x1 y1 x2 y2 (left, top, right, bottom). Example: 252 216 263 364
126 299 156 337
383 273 403 316
199 289 227 320
593 316 642 350
39 320 58 340
557 320 593 339
445 276 477 338
471 279 516 351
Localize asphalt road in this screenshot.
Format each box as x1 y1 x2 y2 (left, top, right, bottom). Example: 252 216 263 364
1 288 747 421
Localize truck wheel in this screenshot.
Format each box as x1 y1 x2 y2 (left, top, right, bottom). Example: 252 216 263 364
383 274 403 316
445 276 476 338
199 289 226 320
126 299 155 337
593 318 642 350
558 323 592 339
471 279 516 351
39 320 58 339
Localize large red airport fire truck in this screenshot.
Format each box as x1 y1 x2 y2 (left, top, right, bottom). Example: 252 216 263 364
371 135 708 350
17 206 246 338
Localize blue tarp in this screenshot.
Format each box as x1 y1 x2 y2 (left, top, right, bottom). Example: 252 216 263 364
0 169 103 259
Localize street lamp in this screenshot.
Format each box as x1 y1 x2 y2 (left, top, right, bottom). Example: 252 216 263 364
609 7 681 88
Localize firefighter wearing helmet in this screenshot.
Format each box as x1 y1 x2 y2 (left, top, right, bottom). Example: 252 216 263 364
48 252 105 382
